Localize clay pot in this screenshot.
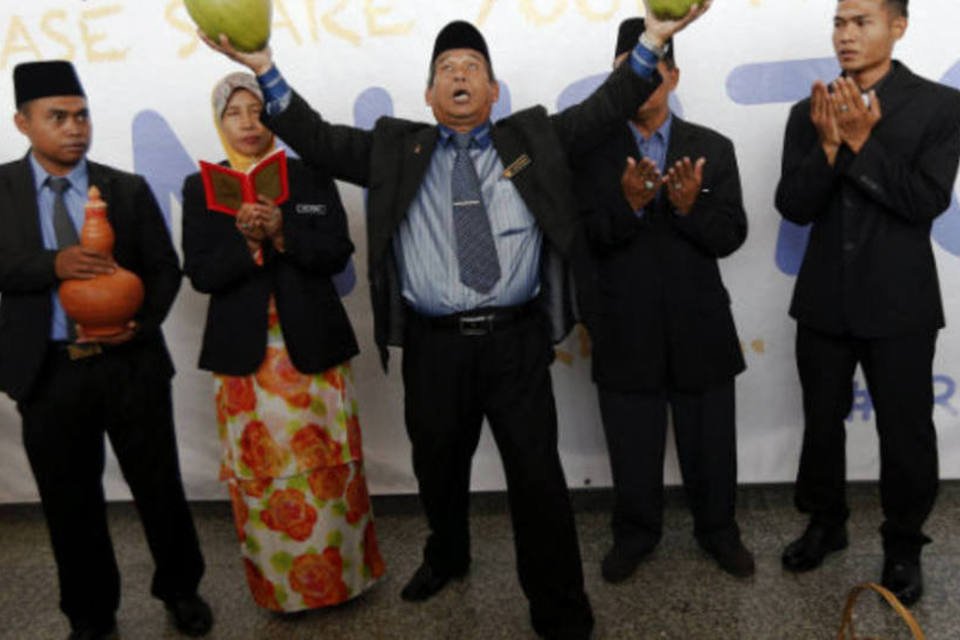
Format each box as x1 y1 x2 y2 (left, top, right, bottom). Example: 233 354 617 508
59 186 145 338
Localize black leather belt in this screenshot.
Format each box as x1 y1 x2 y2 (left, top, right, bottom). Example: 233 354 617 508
410 299 540 336
49 341 103 360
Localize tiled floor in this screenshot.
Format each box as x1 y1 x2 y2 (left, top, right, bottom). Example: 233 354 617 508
1 483 958 639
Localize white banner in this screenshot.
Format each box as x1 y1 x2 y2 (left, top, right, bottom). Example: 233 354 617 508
2 0 960 503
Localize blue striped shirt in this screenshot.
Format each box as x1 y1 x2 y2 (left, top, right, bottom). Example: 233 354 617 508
629 112 673 216
29 154 89 341
394 123 541 315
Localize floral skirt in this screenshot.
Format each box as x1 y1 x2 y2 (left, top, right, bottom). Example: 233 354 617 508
214 317 384 611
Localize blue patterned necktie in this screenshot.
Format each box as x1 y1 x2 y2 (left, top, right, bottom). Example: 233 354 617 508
47 176 79 341
451 132 501 294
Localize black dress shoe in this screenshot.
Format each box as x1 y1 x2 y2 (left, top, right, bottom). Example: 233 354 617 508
782 523 848 572
400 563 466 602
882 557 923 606
601 541 656 583
700 536 756 578
165 593 213 637
66 622 116 640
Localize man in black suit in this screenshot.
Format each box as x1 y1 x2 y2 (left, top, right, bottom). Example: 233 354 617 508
0 61 212 639
202 4 710 638
574 18 752 584
775 0 960 605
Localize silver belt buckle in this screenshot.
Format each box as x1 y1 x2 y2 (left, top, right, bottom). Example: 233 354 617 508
459 314 494 336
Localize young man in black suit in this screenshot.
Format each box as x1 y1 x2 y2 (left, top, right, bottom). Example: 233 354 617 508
574 18 752 584
775 0 960 605
0 61 212 639
201 3 710 638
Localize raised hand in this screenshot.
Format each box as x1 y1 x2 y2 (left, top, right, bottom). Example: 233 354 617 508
831 76 881 154
811 81 841 166
621 156 663 211
198 31 274 76
55 245 115 280
641 0 713 46
664 156 706 216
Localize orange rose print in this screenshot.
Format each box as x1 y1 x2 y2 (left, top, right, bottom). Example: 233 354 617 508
346 415 363 460
239 477 273 499
228 482 249 542
288 548 349 607
244 558 281 611
219 376 257 418
322 368 345 392
260 489 318 542
308 466 350 501
345 469 371 525
363 521 385 578
240 421 288 478
255 347 312 408
291 424 343 471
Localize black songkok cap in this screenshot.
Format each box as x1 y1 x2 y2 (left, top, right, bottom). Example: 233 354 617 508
13 60 85 108
615 18 674 61
432 21 490 66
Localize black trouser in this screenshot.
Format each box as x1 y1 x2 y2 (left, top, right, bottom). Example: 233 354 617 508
794 324 939 559
597 380 739 550
19 342 205 631
402 310 593 638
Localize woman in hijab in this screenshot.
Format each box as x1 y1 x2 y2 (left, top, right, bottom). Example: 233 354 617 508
181 72 384 612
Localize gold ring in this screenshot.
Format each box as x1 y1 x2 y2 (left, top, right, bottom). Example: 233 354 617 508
674 182 682 190
839 104 849 112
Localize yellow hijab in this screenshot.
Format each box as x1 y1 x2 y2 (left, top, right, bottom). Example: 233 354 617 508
211 72 276 172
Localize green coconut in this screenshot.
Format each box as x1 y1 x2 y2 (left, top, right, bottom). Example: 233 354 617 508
648 0 698 20
184 0 272 52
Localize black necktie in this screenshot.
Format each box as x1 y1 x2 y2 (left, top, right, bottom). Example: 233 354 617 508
451 133 501 294
47 176 79 341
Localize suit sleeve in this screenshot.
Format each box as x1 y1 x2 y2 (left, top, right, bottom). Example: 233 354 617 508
0 245 57 293
842 94 960 225
668 136 748 258
550 64 662 158
280 170 355 275
133 177 181 332
263 91 374 187
181 174 261 294
575 158 645 251
774 101 839 225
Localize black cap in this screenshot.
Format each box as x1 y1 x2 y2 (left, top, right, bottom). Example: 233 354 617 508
432 21 490 66
14 60 85 108
616 18 674 61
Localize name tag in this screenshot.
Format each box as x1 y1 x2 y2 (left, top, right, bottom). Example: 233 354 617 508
295 203 328 215
502 154 532 179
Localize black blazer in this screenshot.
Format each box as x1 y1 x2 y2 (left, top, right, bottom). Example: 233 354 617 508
182 157 358 376
262 63 662 368
575 117 747 392
0 155 181 402
775 61 960 337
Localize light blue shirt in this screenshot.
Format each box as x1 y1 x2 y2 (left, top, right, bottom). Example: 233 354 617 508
394 123 541 315
629 112 673 217
29 154 88 341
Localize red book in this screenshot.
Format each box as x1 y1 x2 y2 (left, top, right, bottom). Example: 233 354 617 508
198 148 290 216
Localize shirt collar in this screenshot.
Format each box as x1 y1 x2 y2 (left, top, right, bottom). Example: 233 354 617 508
630 112 673 146
29 153 88 197
438 121 493 150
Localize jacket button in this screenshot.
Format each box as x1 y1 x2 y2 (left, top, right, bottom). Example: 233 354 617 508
843 241 856 252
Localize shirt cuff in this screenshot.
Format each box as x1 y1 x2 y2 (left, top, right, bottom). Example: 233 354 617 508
628 42 659 79
257 65 292 116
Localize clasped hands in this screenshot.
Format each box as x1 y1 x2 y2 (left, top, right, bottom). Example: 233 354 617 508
53 248 138 345
811 77 881 165
621 156 706 216
237 195 284 255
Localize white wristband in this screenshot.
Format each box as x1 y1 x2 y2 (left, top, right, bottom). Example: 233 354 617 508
639 31 667 59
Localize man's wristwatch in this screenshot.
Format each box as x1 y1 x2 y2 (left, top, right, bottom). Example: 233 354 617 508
639 31 669 59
